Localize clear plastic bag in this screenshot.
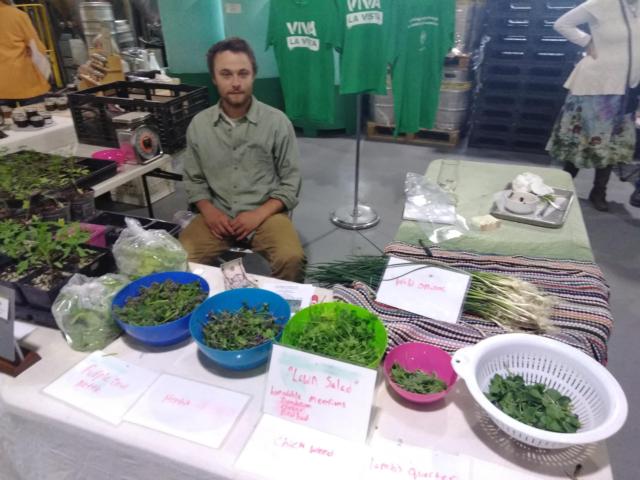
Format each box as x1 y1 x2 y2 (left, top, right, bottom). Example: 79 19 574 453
113 217 188 277
52 274 129 351
172 210 196 229
403 172 469 243
404 172 457 224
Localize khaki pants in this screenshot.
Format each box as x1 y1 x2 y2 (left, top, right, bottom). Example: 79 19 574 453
179 213 305 282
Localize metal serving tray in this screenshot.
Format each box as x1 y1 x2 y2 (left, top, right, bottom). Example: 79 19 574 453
490 187 574 229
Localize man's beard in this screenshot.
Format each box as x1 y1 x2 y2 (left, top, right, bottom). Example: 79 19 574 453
225 91 250 107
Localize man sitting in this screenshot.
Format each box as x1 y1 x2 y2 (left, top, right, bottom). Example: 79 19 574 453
179 37 304 281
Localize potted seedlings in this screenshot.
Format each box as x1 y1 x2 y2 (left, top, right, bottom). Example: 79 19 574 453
17 220 91 309
0 218 113 310
0 150 91 220
32 195 71 222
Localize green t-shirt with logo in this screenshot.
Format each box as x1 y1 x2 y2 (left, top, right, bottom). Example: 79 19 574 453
336 0 393 95
389 0 455 134
267 0 339 124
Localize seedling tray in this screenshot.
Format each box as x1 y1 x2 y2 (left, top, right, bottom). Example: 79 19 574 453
74 158 118 189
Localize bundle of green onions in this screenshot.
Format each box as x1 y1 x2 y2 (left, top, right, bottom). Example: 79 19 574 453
307 256 555 333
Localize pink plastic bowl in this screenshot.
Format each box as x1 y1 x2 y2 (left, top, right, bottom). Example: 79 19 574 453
384 342 457 404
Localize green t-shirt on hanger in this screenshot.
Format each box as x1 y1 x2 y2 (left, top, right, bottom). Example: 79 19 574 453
267 0 339 124
335 0 393 95
389 0 455 134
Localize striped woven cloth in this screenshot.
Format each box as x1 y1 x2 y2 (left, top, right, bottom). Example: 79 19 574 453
332 242 613 364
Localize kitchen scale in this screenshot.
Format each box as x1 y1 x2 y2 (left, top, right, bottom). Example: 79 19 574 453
112 112 163 164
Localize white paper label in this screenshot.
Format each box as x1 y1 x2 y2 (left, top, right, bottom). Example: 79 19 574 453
0 297 9 321
263 344 377 443
236 415 366 480
124 374 250 448
376 257 470 324
43 352 159 425
262 283 314 316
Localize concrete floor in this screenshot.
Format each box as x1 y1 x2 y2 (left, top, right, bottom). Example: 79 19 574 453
106 135 640 478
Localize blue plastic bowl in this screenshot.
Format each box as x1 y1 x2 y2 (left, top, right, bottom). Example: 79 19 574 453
189 288 290 370
112 271 209 347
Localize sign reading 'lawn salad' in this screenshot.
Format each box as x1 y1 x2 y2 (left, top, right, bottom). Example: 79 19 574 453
263 344 377 443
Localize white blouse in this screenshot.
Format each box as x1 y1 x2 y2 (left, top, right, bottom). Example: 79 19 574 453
554 0 640 95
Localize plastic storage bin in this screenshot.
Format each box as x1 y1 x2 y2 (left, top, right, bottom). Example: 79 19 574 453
68 81 209 153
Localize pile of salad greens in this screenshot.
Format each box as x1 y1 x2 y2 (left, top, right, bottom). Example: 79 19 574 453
390 362 448 394
284 307 379 367
202 303 281 350
487 373 581 433
115 280 206 326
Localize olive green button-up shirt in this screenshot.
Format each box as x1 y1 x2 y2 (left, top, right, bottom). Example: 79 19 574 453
183 97 301 217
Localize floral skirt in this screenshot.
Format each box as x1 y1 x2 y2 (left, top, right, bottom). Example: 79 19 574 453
546 94 637 169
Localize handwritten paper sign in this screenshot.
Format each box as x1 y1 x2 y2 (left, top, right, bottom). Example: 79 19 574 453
376 256 470 324
263 344 377 443
262 282 315 316
236 414 366 480
0 287 15 362
364 444 472 480
124 374 250 448
43 351 159 425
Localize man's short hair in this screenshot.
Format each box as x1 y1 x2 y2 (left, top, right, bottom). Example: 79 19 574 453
206 37 258 77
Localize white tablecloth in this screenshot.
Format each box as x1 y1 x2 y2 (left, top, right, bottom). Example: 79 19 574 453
0 265 613 480
0 116 77 154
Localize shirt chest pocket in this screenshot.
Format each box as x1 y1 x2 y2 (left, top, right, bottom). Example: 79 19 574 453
245 143 274 168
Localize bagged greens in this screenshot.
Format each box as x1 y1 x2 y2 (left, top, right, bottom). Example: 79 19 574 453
52 273 129 351
113 218 188 277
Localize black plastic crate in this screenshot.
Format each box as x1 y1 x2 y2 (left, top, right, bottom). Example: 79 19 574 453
486 17 559 33
68 81 209 154
469 128 550 153
488 0 578 15
484 47 578 63
480 64 574 84
15 304 56 328
75 158 118 189
487 34 579 54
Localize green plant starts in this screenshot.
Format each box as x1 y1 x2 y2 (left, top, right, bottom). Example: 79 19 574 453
115 280 206 326
0 218 90 275
390 362 447 394
486 373 581 433
0 150 89 208
202 304 281 350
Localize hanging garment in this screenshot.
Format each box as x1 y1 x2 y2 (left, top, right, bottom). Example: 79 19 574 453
389 0 455 134
267 0 339 124
335 0 393 95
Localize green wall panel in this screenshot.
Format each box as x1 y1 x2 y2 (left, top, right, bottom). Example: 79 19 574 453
157 0 225 74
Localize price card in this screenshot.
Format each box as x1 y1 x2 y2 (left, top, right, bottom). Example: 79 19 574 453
263 344 377 443
236 414 366 480
364 443 472 480
376 256 470 324
43 351 159 425
124 374 250 448
262 282 315 316
0 286 15 363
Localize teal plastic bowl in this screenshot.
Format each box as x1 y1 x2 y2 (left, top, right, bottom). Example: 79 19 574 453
189 288 290 370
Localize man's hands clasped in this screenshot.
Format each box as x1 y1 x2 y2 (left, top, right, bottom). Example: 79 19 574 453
199 201 266 241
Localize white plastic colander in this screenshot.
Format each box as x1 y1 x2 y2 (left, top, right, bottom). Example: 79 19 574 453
452 334 628 449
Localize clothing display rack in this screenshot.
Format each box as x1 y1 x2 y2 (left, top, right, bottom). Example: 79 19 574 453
331 94 381 230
